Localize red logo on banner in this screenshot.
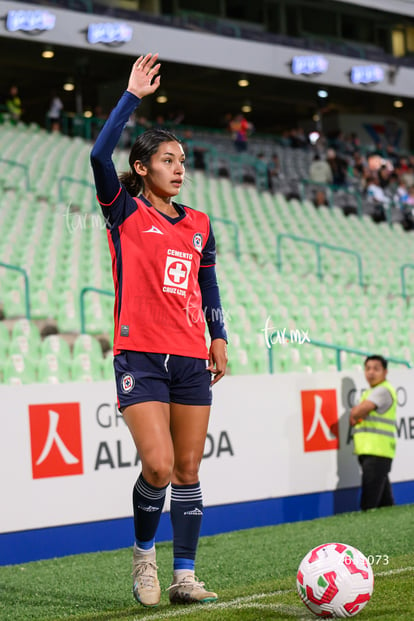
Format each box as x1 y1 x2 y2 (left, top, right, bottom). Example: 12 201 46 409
301 390 339 452
28 403 83 479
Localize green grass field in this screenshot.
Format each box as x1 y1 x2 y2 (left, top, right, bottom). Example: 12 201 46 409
1 504 413 621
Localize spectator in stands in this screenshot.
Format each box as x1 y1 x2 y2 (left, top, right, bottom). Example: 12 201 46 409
351 151 368 180
350 355 397 511
400 163 414 189
396 155 409 176
330 130 347 154
6 84 22 123
326 148 347 187
366 174 390 222
47 90 64 132
181 129 207 170
309 153 333 185
402 184 414 207
230 113 251 152
385 144 399 168
378 164 391 190
255 152 271 189
90 53 227 609
389 172 407 208
289 127 308 149
343 132 360 156
267 153 281 192
313 188 329 208
279 129 291 147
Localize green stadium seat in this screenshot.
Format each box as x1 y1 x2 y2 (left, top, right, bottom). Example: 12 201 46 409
102 353 114 381
29 289 56 320
37 353 71 384
40 334 72 363
9 334 40 359
3 353 36 385
0 322 10 351
2 289 28 318
71 353 103 382
11 318 41 343
72 334 103 361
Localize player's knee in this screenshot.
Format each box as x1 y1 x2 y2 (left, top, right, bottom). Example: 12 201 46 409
143 459 173 488
173 459 201 485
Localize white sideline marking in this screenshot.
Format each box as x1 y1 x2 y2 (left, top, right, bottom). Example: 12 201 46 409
134 566 414 621
135 589 295 621
375 565 414 577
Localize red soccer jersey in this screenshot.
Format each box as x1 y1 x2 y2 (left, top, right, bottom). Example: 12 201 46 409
102 190 215 358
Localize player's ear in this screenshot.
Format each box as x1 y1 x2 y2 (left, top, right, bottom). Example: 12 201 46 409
134 160 147 176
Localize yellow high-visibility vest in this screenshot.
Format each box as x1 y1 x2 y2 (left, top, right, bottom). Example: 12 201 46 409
353 380 397 459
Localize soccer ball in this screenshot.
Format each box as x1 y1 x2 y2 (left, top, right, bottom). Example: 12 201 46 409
296 542 374 618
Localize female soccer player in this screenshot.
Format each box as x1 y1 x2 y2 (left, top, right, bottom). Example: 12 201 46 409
90 53 228 607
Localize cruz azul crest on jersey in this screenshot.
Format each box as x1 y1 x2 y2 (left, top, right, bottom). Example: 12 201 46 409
193 233 203 251
121 373 135 393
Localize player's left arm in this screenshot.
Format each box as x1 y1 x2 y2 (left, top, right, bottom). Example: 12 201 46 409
208 338 228 386
198 221 228 385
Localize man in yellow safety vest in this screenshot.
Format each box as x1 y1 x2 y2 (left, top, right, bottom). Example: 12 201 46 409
350 355 397 511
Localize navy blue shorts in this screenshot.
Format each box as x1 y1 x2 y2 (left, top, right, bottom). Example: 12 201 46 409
114 351 212 410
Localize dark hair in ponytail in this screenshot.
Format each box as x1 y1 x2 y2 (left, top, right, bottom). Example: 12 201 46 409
119 128 180 197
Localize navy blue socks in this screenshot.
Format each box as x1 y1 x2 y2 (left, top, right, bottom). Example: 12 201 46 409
133 474 167 549
170 482 203 571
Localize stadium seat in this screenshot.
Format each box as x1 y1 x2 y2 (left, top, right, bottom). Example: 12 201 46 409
11 318 41 344
3 354 36 385
40 334 72 363
8 334 40 359
37 353 71 384
102 353 114 381
71 353 103 382
0 322 10 353
72 334 103 361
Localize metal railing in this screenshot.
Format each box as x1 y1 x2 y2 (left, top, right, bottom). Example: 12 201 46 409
0 158 30 190
400 263 414 300
266 336 412 374
276 233 364 287
58 176 97 211
80 287 114 334
0 262 31 319
210 215 240 261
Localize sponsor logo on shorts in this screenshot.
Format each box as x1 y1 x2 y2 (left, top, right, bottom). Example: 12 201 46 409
193 233 203 251
121 373 135 393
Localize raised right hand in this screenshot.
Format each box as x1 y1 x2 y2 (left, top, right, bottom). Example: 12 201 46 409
127 53 161 99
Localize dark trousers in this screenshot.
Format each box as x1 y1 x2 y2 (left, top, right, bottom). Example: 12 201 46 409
358 455 394 511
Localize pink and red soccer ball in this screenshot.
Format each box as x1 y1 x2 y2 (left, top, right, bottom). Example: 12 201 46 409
297 542 374 618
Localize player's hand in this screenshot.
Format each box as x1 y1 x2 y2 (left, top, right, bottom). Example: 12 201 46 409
127 53 161 99
208 338 228 386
